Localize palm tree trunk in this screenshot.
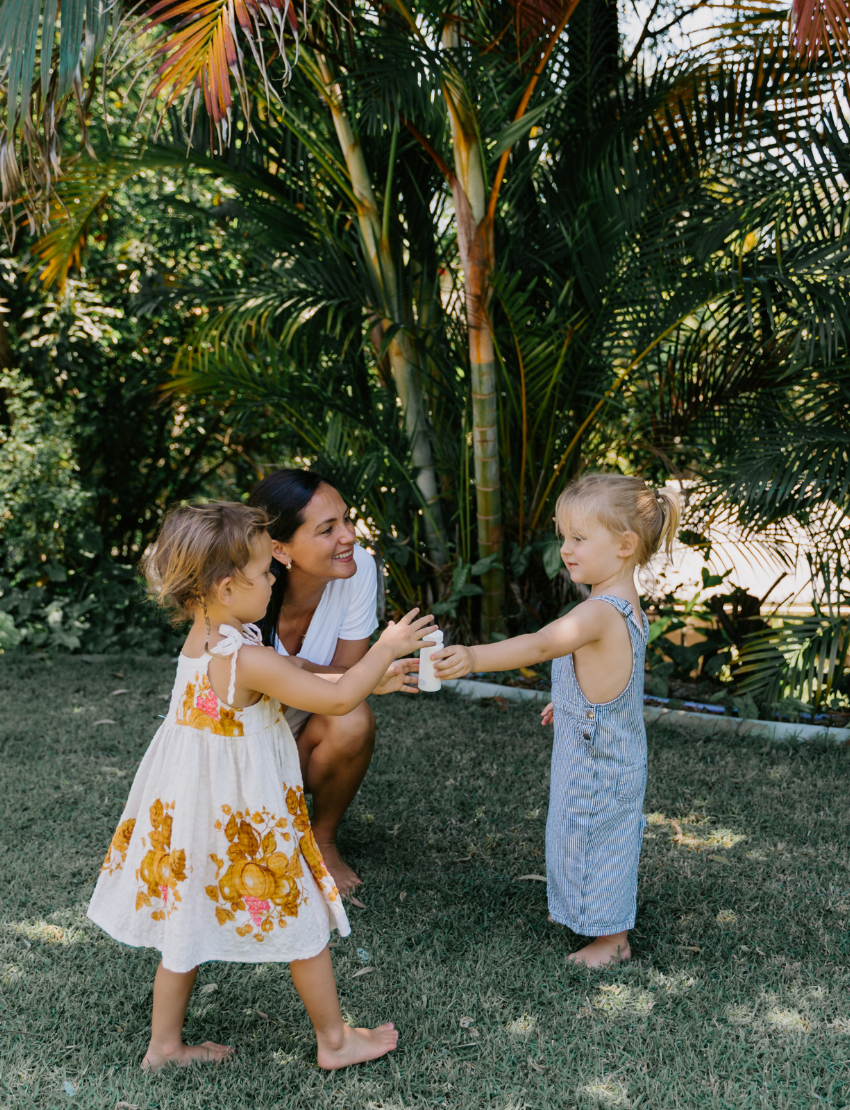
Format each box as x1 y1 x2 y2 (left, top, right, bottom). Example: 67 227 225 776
313 53 447 567
440 35 504 637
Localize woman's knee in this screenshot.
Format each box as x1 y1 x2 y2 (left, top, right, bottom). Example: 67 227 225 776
318 702 375 757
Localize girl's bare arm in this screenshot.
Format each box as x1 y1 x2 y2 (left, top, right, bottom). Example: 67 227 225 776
233 611 436 714
432 602 607 680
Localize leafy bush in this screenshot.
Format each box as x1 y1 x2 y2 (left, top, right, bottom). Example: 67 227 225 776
0 369 91 574
0 568 181 656
643 565 850 720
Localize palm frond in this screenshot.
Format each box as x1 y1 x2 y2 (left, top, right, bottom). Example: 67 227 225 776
140 0 299 147
737 611 850 708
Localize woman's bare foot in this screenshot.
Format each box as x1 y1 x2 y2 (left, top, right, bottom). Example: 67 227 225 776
568 932 631 968
318 840 362 896
316 1022 398 1070
141 1040 234 1071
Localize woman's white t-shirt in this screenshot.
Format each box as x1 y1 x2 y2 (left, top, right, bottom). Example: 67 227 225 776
273 543 379 666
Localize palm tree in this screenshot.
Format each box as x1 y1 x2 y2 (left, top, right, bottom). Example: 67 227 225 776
25 0 850 656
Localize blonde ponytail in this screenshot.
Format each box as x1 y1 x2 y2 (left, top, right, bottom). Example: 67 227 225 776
655 486 680 560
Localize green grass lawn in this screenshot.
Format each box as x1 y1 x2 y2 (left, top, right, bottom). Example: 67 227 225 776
0 656 849 1110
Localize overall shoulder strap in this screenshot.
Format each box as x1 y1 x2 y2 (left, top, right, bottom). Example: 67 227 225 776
588 594 646 639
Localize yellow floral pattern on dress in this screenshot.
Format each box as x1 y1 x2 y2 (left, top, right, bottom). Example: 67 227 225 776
101 818 136 875
175 673 244 737
135 799 188 921
286 785 341 902
206 804 304 941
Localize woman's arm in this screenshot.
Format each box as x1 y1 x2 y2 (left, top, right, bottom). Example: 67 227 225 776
291 637 370 675
432 601 608 680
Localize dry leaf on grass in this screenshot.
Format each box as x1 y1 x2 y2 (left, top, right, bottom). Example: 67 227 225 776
115 1103 139 1110
399 891 407 901
351 966 377 979
453 857 472 863
255 1009 269 1020
93 719 116 726
677 945 701 952
348 895 367 909
516 874 547 882
110 689 129 696
199 983 218 995
708 854 732 865
669 819 706 848
528 1057 548 1073
460 1016 474 1027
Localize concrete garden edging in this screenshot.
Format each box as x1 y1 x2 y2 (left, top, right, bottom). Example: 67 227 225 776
442 678 850 745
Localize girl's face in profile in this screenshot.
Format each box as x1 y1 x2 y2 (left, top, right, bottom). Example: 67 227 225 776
223 531 276 623
558 512 636 585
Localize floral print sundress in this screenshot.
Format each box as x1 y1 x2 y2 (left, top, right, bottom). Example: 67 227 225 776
88 624 350 973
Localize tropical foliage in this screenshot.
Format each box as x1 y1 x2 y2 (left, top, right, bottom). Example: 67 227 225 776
1 0 849 717
0 180 280 653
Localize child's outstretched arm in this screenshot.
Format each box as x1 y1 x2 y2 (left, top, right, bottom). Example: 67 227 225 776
432 603 602 680
238 610 436 715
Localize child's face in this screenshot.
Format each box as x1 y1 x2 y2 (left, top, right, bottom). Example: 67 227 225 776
221 531 276 623
558 514 635 585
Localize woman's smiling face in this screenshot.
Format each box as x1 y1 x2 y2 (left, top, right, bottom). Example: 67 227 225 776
271 482 358 582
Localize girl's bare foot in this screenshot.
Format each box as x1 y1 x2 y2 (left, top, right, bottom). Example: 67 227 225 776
141 1040 234 1071
318 840 362 897
568 933 630 968
316 1022 399 1070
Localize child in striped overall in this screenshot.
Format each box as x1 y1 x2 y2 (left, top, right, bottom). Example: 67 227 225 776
434 474 679 966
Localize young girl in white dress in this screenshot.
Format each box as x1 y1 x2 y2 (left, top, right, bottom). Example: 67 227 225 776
434 475 679 967
88 501 436 1070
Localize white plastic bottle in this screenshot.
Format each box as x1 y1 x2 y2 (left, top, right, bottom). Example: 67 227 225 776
418 629 444 692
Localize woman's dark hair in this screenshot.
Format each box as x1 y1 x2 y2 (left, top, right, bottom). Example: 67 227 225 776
247 468 327 645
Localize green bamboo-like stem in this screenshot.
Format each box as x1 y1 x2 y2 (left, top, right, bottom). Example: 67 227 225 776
312 50 447 567
440 23 504 637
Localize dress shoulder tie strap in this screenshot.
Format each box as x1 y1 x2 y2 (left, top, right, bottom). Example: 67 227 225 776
207 622 263 706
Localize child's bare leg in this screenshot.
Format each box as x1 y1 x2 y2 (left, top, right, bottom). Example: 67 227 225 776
567 930 630 967
142 962 233 1071
289 945 398 1070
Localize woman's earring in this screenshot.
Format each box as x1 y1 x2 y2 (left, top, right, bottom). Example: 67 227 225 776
284 561 291 571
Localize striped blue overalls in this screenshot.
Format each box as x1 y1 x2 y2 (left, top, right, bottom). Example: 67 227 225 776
546 594 649 936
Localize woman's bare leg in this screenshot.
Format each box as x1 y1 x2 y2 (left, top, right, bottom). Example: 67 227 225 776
290 945 398 1069
142 962 234 1070
296 703 375 895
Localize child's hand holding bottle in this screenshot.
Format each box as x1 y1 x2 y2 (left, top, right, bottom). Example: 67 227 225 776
431 643 474 680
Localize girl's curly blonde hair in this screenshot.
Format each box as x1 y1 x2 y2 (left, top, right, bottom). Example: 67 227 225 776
141 501 270 624
555 473 681 567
